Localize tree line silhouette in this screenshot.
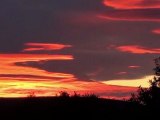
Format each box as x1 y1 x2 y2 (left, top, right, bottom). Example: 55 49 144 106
129 57 160 110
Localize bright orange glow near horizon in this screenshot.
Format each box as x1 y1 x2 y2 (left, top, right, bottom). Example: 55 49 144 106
102 75 153 88
0 79 138 99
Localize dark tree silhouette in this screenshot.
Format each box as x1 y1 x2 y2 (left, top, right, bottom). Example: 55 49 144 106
129 57 160 109
59 91 70 98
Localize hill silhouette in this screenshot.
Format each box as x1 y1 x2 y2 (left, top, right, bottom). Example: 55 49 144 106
0 93 149 119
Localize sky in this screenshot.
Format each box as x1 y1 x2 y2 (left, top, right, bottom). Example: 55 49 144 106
0 0 160 99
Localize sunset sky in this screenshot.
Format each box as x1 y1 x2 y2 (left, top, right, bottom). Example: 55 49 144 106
0 0 160 99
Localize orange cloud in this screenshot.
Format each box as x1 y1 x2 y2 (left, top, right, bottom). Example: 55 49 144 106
103 0 160 9
115 45 160 54
23 43 72 52
152 28 160 34
0 54 74 80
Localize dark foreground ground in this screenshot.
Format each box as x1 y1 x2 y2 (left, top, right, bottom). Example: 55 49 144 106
0 96 154 119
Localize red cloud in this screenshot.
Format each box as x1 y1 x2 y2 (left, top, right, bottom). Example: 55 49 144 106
152 28 160 34
98 15 160 22
103 0 160 9
128 66 141 68
23 43 72 52
117 72 127 75
98 9 160 22
115 45 160 54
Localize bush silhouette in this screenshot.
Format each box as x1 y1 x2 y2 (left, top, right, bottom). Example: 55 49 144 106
58 91 98 99
59 91 70 98
130 57 160 108
82 93 98 99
